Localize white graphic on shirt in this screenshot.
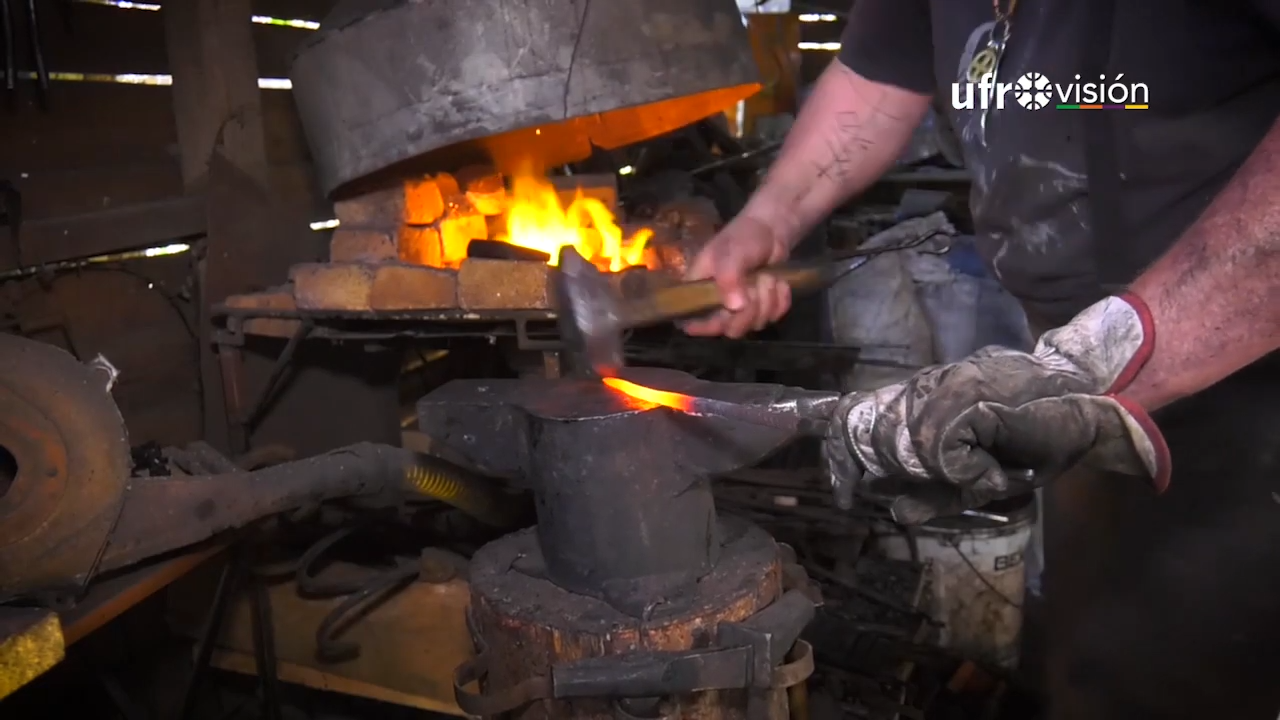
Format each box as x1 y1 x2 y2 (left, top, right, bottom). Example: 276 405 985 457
946 19 1090 292
953 22 997 160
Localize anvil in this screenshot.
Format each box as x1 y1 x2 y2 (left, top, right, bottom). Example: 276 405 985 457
416 368 827 610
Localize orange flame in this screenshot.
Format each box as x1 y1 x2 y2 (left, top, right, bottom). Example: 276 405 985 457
602 377 695 412
502 171 654 272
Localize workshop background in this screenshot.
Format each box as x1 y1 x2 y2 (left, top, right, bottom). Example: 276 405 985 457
0 1 1041 719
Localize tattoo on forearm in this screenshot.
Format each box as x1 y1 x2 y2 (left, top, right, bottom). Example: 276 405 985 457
814 112 876 183
810 69 908 186
752 63 921 221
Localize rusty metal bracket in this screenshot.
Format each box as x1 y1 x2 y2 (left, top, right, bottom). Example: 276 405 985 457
553 645 753 699
717 590 816 690
453 640 814 717
772 640 814 689
453 651 554 717
514 317 560 351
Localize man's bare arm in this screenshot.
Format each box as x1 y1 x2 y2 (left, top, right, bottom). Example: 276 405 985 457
740 59 933 248
1124 117 1280 410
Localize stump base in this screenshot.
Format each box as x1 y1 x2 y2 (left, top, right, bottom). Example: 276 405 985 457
466 517 788 720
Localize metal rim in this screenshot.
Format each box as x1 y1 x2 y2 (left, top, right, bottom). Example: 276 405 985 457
0 334 130 603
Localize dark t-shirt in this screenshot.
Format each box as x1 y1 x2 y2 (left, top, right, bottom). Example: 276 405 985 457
840 0 1280 326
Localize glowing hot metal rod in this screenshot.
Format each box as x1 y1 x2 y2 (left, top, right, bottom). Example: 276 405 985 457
602 376 838 438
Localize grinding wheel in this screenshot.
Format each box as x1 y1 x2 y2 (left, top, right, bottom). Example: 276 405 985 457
0 334 131 605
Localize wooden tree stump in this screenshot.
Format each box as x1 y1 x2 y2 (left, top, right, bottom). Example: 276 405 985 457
466 518 789 720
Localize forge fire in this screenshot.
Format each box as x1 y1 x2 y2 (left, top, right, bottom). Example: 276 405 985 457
395 165 655 274
503 173 654 272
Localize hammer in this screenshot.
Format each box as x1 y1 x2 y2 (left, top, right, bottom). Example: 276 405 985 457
551 240 937 378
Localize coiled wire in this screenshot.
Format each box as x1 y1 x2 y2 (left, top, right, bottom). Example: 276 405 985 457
402 452 521 527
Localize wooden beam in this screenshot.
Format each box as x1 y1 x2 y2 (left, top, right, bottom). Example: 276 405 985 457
19 2 324 78
164 0 269 190
164 0 272 451
745 14 802 135
164 0 396 459
0 196 206 270
0 86 308 176
250 0 339 23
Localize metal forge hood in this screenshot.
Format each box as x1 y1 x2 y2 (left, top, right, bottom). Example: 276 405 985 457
290 0 762 197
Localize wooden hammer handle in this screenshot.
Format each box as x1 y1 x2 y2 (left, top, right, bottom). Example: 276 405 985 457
620 264 832 328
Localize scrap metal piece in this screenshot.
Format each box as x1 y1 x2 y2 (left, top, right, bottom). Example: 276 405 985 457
290 0 761 196
0 334 131 605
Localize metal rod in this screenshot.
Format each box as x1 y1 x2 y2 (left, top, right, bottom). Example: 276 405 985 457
240 320 312 430
178 553 240 720
249 579 283 720
689 140 783 176
681 395 831 437
1 0 15 95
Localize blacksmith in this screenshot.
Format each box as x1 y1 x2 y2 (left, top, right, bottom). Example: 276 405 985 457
684 1 1280 717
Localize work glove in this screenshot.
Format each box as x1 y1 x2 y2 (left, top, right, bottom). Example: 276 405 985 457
822 294 1171 524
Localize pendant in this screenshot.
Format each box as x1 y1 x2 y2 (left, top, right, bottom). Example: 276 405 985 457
978 44 1005 146
967 43 1000 84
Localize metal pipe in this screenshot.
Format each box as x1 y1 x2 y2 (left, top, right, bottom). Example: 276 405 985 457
95 443 524 578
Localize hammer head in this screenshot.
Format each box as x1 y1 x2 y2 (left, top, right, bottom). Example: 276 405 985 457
551 246 625 377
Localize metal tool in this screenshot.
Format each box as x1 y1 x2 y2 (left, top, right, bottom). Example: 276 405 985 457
553 232 950 377
598 371 1039 525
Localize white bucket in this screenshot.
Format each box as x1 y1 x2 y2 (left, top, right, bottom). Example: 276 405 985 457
870 494 1035 669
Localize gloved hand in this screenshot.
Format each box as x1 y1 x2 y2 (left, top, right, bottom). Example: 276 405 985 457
822 294 1171 524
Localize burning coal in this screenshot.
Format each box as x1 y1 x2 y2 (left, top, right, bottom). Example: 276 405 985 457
501 171 655 272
